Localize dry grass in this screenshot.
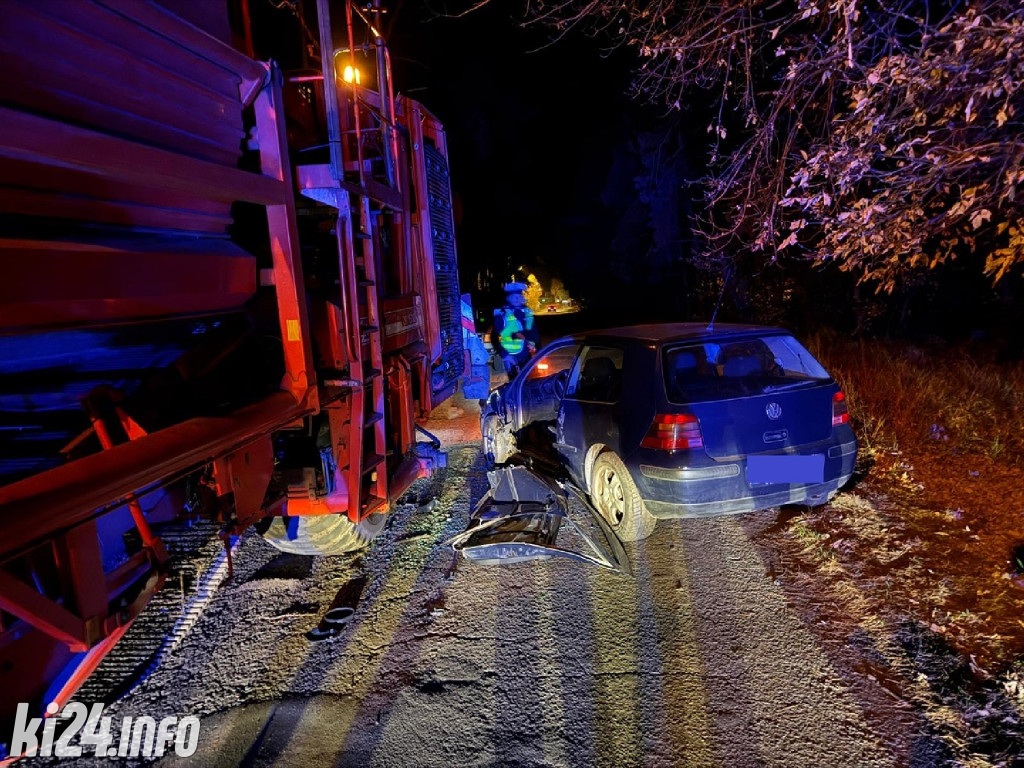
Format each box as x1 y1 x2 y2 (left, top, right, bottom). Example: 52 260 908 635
805 330 1024 463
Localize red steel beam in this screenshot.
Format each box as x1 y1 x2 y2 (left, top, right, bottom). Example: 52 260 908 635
94 0 267 102
0 571 88 651
0 391 308 560
0 237 256 331
0 158 233 220
0 107 286 207
61 523 108 629
49 621 133 710
0 3 245 164
254 63 317 407
0 189 233 235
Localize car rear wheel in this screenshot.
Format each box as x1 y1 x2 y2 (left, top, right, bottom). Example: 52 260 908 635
259 513 386 556
590 451 656 542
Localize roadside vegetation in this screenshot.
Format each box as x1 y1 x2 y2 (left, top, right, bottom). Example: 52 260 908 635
751 332 1024 766
809 331 1024 466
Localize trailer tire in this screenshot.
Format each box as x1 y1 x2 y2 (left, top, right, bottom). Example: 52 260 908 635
260 513 386 556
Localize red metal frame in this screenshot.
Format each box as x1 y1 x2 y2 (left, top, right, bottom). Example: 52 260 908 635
0 1 462 746
0 1 316 735
253 61 318 409
0 391 307 559
398 96 445 412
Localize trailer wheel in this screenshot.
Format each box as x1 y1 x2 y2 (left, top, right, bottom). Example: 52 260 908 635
260 513 386 556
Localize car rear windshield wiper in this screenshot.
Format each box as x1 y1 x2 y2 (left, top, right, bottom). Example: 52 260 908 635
762 379 821 393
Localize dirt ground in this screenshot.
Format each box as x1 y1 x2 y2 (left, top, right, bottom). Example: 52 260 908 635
742 443 1024 767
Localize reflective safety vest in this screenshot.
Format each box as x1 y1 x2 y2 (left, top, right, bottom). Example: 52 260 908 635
495 306 533 355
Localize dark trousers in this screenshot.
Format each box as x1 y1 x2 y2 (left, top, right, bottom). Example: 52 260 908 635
502 349 531 379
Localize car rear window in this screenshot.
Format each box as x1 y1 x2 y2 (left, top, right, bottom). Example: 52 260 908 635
663 335 831 402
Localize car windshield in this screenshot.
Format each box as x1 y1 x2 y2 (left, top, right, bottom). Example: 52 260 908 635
663 335 830 402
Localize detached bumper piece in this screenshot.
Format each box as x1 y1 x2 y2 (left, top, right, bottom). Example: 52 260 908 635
446 466 631 575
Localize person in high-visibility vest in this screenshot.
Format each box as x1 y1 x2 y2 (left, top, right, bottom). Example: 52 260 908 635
492 282 539 379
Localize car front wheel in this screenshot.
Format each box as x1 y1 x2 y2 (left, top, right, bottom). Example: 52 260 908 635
482 414 514 466
591 451 656 542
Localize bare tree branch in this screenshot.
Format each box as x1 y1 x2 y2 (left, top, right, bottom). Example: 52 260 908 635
452 0 1024 292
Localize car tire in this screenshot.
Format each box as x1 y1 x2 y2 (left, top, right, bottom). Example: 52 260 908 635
590 451 656 542
260 513 386 556
482 414 512 466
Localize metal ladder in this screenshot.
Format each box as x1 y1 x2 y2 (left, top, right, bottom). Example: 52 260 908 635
348 191 387 517
318 0 398 521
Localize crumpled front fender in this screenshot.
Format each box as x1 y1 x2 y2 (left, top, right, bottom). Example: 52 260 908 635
445 465 631 575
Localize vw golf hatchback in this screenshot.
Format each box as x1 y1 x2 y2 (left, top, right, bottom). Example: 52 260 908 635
480 323 858 541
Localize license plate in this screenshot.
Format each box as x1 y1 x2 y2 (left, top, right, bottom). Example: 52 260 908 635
747 454 824 484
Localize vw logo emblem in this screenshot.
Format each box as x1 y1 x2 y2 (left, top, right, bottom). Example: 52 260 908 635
766 402 783 420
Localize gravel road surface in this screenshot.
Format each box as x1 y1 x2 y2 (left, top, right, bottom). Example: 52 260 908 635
53 402 910 768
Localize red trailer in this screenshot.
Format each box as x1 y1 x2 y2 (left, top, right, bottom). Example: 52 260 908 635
0 0 468 756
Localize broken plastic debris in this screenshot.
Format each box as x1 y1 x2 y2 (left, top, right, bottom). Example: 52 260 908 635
305 625 342 642
323 606 355 625
305 575 367 641
445 465 631 575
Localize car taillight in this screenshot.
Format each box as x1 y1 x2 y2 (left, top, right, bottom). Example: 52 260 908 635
832 391 850 426
642 413 704 451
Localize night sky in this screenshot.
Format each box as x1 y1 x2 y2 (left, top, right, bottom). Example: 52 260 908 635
387 4 643 316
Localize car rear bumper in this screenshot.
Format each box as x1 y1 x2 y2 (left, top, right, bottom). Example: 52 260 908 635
643 476 848 518
632 435 857 518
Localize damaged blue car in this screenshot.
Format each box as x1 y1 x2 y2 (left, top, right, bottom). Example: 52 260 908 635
480 323 858 541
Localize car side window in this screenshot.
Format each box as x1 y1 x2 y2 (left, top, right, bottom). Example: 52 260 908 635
524 343 580 381
566 346 624 402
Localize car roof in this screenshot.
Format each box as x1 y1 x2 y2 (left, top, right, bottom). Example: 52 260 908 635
562 322 789 345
